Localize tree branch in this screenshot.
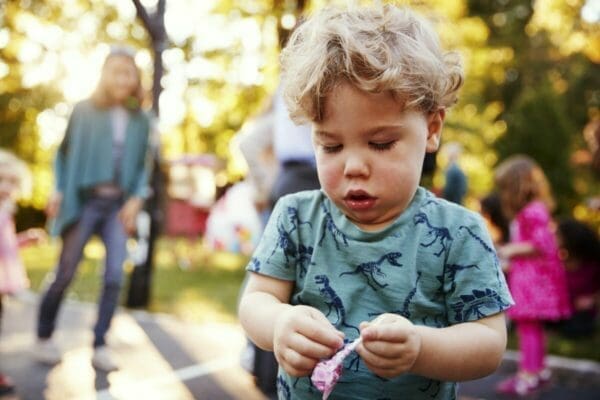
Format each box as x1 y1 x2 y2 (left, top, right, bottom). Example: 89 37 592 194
131 0 152 31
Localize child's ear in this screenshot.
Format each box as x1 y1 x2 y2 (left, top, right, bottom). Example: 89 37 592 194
426 108 445 152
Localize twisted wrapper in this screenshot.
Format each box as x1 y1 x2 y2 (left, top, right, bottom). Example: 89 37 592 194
310 337 361 399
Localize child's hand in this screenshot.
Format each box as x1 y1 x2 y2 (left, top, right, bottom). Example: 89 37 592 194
357 313 421 379
273 305 345 377
17 228 47 246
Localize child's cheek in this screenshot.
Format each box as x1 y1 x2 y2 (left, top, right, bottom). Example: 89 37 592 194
317 161 341 193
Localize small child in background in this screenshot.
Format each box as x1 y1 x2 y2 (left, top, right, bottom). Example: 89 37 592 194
0 149 45 396
495 155 571 395
239 4 513 399
480 192 510 247
556 218 600 338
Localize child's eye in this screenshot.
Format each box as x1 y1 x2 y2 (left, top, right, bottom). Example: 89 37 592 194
369 141 396 151
322 144 343 154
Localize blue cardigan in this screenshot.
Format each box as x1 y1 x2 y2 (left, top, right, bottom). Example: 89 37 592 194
52 99 151 235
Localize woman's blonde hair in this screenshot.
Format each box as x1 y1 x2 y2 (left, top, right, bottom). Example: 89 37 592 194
494 155 555 219
280 4 464 123
91 46 144 110
0 149 32 199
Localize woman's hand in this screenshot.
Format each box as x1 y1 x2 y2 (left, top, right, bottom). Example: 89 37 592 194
118 197 144 235
273 305 345 377
357 313 421 379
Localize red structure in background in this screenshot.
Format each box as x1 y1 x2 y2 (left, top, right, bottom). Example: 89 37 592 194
163 154 220 238
164 199 209 237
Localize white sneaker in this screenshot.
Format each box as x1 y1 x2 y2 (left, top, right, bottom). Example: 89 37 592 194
34 339 62 365
92 346 118 372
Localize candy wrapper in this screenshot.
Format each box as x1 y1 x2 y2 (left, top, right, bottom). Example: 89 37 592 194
311 337 362 399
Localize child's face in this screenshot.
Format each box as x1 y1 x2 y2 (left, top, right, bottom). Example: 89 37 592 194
313 82 443 231
0 169 19 204
104 55 139 105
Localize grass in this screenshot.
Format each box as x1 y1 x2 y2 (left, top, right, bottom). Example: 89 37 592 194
20 237 248 324
20 238 600 361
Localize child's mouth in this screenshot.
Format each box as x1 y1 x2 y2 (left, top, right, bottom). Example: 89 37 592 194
344 190 376 211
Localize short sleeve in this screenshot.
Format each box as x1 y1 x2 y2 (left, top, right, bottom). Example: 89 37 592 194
444 214 513 324
245 196 297 281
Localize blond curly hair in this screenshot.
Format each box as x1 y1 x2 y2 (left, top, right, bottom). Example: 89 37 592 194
280 4 464 123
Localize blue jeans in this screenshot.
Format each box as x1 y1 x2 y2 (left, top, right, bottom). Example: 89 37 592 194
37 196 127 347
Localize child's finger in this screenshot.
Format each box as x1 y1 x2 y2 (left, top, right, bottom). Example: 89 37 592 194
278 347 317 377
298 309 344 349
360 338 405 359
361 317 412 342
358 343 403 368
288 331 339 359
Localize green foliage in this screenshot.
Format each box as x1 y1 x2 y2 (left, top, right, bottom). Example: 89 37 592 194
1 0 598 223
496 82 576 214
466 0 598 217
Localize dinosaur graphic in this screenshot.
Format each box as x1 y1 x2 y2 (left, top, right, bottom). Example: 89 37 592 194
451 288 511 322
419 379 441 398
422 313 446 328
458 225 504 282
437 263 480 294
287 206 312 233
458 225 495 255
318 203 349 250
296 244 315 278
414 212 452 257
267 215 297 264
339 252 403 290
314 274 359 334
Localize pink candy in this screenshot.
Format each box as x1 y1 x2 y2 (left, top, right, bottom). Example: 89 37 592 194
311 337 361 399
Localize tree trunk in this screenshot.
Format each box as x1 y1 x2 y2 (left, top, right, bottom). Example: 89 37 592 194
126 0 167 308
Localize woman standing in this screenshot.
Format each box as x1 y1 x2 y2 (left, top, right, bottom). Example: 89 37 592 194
35 46 152 372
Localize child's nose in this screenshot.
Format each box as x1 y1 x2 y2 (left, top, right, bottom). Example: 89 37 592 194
343 154 369 178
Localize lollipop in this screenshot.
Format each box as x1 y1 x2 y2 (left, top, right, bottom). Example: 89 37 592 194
311 337 362 399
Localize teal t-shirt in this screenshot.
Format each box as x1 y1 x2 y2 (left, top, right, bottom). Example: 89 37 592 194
247 187 513 400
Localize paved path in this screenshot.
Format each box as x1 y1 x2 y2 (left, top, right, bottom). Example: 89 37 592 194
0 293 266 400
1 293 599 399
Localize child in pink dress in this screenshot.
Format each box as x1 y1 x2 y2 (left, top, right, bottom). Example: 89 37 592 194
0 150 45 396
494 155 571 395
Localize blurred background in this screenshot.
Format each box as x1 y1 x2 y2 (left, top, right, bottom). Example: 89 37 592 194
1 0 599 373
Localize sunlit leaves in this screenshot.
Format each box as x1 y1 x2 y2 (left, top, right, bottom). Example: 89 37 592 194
529 0 599 60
